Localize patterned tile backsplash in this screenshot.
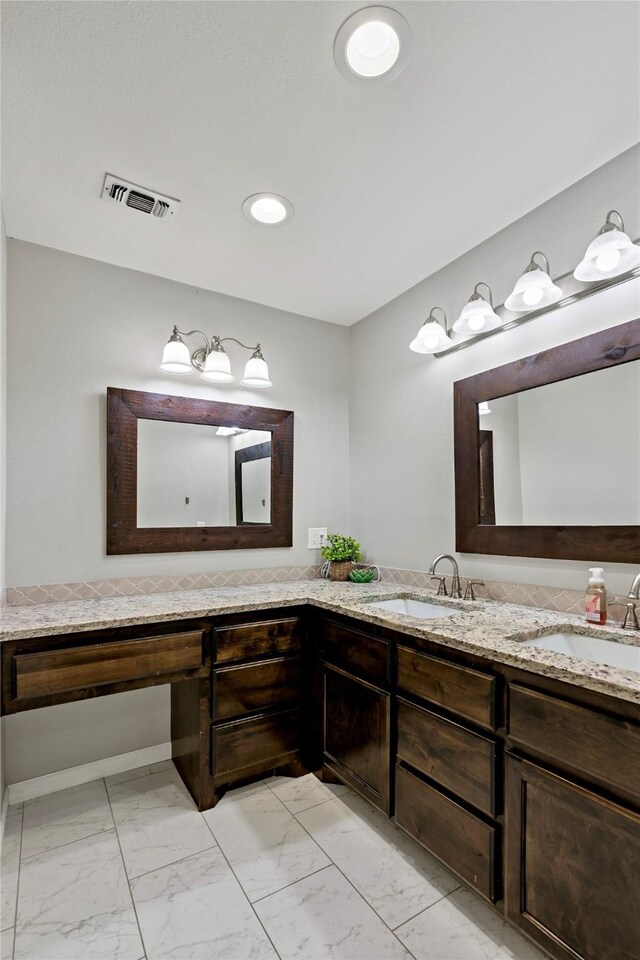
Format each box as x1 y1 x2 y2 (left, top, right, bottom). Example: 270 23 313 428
4 562 625 615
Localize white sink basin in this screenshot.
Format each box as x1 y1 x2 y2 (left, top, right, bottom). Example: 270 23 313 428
367 597 462 620
522 632 640 672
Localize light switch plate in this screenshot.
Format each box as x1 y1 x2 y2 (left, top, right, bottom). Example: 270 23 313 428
308 527 327 549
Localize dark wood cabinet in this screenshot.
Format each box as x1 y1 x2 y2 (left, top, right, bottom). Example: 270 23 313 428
505 756 640 960
322 662 390 813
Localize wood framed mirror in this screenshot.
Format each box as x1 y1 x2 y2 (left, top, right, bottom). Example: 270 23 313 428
454 319 640 562
107 388 293 554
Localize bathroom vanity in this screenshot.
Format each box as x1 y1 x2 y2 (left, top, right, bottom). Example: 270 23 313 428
2 582 638 960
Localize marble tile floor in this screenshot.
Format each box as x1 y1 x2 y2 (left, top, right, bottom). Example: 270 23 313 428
1 763 549 960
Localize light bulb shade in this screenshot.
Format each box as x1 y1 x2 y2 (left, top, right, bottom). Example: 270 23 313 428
409 319 452 354
453 297 502 336
158 337 193 375
478 401 491 415
200 349 235 383
574 229 640 281
505 268 563 312
242 356 272 388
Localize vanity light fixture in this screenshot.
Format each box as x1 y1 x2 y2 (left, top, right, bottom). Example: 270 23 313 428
242 193 294 226
334 7 411 83
453 283 502 336
159 327 273 388
478 401 491 415
574 210 640 281
409 307 452 353
505 252 563 312
216 426 247 437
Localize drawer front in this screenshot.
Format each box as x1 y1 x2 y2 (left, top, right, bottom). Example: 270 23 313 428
508 683 640 803
214 657 301 721
395 764 497 901
13 631 204 700
213 710 300 782
397 697 497 817
397 645 496 730
214 618 301 663
320 619 389 685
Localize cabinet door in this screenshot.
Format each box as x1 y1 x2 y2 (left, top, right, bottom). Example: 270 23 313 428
323 663 390 813
505 755 640 960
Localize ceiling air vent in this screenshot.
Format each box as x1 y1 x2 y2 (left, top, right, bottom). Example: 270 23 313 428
102 174 180 220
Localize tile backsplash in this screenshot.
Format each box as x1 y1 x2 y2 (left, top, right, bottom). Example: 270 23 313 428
4 562 627 620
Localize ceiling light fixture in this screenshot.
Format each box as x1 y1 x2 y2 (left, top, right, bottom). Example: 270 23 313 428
334 7 411 83
505 251 563 312
574 210 640 281
242 193 294 226
409 307 452 354
159 327 273 388
453 283 502 336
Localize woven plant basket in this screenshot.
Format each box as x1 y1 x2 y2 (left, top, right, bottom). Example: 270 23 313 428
327 560 354 582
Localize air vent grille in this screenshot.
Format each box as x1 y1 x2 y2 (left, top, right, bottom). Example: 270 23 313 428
102 174 180 220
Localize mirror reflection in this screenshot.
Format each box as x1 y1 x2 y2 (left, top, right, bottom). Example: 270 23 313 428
137 420 271 527
478 360 640 526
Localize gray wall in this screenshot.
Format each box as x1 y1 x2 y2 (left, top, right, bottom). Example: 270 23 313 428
6 241 349 585
349 144 640 597
1 210 6 803
4 242 349 783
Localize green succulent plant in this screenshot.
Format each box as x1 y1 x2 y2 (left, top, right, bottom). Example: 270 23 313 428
349 568 374 583
321 533 362 563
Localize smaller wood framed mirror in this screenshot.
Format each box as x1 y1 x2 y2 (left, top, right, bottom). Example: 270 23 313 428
454 319 640 562
107 388 293 554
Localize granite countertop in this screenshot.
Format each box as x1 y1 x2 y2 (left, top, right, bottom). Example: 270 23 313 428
1 580 639 705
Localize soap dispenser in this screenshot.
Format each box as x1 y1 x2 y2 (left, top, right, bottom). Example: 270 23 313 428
585 567 607 625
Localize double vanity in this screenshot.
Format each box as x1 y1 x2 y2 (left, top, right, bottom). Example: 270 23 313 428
2 579 639 960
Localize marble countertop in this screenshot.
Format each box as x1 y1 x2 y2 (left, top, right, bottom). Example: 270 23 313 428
2 580 639 704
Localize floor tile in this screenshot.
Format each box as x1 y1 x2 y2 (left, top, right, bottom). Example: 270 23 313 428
1 804 23 931
203 780 330 902
298 792 459 929
395 886 548 959
21 780 113 860
265 773 351 815
105 760 174 788
1 926 14 960
107 766 215 879
131 846 277 959
14 829 143 960
254 864 411 959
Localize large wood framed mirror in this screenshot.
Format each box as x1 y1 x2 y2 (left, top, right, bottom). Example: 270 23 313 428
107 388 293 554
454 319 640 562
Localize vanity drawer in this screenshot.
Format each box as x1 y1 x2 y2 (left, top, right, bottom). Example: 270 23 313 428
397 646 496 730
214 618 301 663
12 631 204 701
213 709 300 782
395 764 497 902
508 684 640 803
213 657 301 720
397 697 497 817
319 619 389 685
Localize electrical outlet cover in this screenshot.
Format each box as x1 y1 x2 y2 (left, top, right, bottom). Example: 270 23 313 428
308 527 327 549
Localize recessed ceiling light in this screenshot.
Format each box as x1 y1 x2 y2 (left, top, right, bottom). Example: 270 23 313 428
242 193 294 226
334 7 411 83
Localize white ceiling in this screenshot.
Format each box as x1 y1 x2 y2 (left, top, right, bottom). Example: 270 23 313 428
2 1 639 325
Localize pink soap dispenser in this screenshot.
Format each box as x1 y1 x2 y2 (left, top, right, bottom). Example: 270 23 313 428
585 567 607 625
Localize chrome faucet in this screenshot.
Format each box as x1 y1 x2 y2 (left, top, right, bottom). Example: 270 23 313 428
608 573 640 631
428 554 463 599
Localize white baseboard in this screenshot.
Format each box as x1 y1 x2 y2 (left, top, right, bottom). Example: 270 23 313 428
6 742 173 805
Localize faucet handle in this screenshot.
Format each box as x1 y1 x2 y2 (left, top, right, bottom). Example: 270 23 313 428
464 579 485 601
608 600 640 631
430 575 448 597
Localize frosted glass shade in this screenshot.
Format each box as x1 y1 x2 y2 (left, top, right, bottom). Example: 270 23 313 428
242 356 272 388
453 298 502 336
478 401 491 415
574 230 640 281
158 338 193 375
505 268 563 312
409 319 452 354
200 349 234 383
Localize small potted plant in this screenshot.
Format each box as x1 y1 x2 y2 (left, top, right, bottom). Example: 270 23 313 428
321 533 362 581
